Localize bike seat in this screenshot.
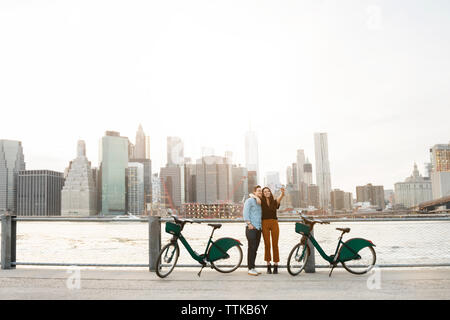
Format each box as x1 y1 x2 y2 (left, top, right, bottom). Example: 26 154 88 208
208 223 222 229
336 228 350 233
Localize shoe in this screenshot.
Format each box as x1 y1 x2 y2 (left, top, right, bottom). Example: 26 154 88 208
267 264 272 274
255 269 262 275
248 269 258 276
273 265 278 274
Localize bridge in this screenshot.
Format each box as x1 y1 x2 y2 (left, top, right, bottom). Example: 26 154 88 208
417 195 450 212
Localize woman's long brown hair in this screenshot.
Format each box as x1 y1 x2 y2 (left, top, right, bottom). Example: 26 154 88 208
261 187 275 207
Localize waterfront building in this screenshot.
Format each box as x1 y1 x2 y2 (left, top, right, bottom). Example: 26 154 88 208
99 131 129 215
394 163 432 208
314 133 332 210
16 170 64 216
330 189 345 211
307 184 320 209
184 162 197 203
356 183 385 210
182 202 243 219
160 165 185 209
430 143 450 199
286 183 300 208
126 162 145 215
232 165 248 203
0 139 25 213
247 170 258 195
344 192 353 211
195 156 232 204
151 173 161 204
61 140 97 216
131 158 152 210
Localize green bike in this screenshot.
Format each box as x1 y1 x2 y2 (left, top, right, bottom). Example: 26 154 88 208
287 213 376 277
156 215 243 278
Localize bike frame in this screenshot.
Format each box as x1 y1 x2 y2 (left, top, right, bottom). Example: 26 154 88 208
300 232 360 264
171 228 218 264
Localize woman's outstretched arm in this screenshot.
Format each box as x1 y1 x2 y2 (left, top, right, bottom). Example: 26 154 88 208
276 187 285 205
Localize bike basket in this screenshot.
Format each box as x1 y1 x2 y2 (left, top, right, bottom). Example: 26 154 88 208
295 222 310 235
165 222 181 235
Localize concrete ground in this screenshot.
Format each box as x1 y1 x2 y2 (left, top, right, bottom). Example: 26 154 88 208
0 267 449 299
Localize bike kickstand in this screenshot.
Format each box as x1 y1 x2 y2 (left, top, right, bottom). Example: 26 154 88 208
197 265 205 277
329 265 336 277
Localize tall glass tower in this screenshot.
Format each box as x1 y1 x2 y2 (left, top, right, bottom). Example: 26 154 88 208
314 133 332 211
0 140 25 213
99 131 128 215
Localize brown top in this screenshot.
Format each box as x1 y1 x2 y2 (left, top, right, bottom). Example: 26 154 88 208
261 197 280 220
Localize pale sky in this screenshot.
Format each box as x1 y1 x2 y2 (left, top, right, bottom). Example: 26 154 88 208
1 0 449 194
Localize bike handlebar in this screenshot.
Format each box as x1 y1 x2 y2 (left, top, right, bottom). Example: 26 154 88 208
299 213 330 225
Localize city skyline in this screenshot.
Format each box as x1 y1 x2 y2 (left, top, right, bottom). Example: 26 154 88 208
1 1 450 194
1 130 448 194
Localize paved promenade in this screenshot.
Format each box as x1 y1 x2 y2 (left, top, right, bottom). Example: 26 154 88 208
0 267 449 299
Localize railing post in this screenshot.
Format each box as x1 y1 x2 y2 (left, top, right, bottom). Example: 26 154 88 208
148 216 161 272
1 214 16 270
305 229 315 273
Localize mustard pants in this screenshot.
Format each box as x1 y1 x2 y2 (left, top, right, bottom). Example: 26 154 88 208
262 219 280 263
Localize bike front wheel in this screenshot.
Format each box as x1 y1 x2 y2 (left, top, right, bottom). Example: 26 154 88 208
156 242 180 278
210 245 243 273
341 246 376 275
287 242 310 276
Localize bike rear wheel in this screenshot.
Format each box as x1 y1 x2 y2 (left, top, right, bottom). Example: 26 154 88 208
156 242 180 278
287 242 310 276
341 246 376 275
210 245 243 273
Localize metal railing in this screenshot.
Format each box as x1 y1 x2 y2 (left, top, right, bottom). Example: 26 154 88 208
1 214 450 271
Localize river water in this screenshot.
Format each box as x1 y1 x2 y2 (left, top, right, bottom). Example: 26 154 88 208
9 220 450 268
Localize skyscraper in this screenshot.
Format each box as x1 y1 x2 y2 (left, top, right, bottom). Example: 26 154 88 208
130 125 152 211
61 140 97 216
134 124 146 159
167 137 184 167
304 159 313 185
296 149 305 187
286 166 293 185
126 162 145 215
291 163 298 187
160 165 185 209
195 156 232 204
16 170 64 216
0 140 25 213
99 131 129 215
430 143 450 199
245 130 259 185
314 133 332 210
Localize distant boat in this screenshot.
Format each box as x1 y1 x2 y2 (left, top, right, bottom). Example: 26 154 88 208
112 213 140 220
